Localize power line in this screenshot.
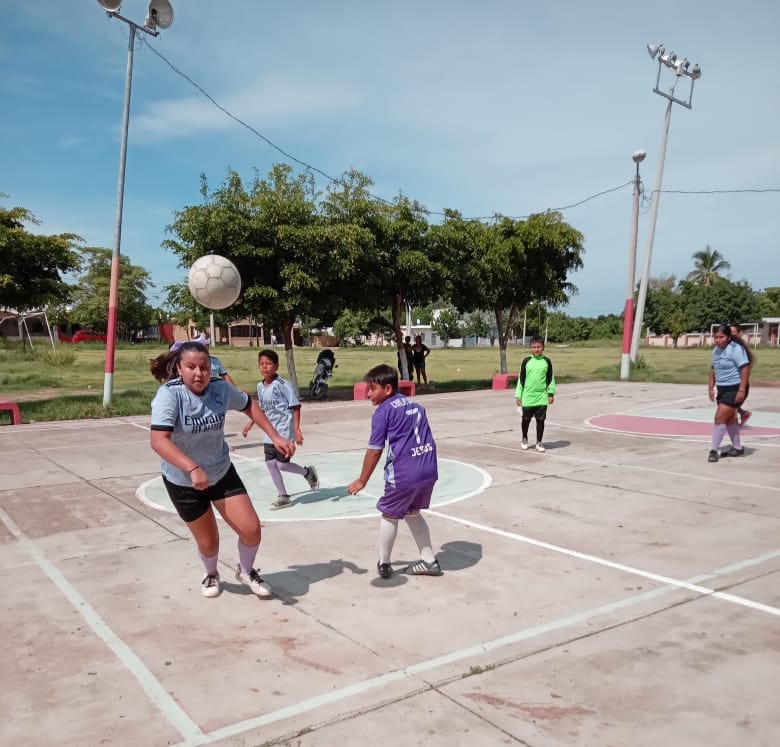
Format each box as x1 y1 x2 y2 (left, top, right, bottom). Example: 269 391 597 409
141 39 779 223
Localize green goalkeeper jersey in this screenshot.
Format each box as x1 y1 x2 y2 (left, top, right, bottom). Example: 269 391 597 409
514 354 555 407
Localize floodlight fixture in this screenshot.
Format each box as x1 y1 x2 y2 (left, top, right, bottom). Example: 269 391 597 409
145 0 174 30
97 0 123 11
630 42 703 365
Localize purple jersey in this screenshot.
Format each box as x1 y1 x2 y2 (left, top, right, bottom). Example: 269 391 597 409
368 392 438 488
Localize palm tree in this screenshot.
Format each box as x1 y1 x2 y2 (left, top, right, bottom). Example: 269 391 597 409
686 246 731 286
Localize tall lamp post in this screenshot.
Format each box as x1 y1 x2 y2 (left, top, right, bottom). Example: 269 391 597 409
620 149 646 380
96 0 174 406
630 43 701 363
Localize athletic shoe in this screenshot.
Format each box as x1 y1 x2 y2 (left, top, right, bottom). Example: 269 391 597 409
201 573 221 598
235 566 273 597
721 447 745 458
270 494 291 510
304 465 320 491
377 561 393 579
739 410 752 428
535 442 546 453
402 558 443 576
521 438 529 450
707 450 719 463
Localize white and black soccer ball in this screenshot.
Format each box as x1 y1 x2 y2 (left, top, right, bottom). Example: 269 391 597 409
187 255 242 310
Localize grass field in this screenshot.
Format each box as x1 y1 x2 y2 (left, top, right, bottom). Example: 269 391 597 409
1 340 778 424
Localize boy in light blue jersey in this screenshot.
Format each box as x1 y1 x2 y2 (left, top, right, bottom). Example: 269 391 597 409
150 341 295 599
348 364 442 580
242 349 319 508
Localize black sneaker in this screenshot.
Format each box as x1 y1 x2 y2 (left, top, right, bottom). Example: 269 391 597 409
304 466 320 491
707 450 719 463
721 447 745 458
402 559 443 576
377 561 393 579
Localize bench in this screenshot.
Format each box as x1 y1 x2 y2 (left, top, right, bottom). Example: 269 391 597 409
0 400 22 426
353 380 416 400
491 373 518 390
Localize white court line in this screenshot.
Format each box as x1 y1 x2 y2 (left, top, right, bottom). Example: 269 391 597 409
427 509 780 617
450 436 780 493
0 505 203 743
171 546 780 747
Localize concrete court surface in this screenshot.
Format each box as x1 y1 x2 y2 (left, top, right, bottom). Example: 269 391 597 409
1 381 779 747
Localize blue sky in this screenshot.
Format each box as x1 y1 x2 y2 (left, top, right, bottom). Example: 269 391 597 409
2 1 778 316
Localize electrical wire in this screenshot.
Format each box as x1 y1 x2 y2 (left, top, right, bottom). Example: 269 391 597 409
140 39 779 223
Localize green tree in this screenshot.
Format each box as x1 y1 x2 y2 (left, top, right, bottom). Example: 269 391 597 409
433 210 584 373
643 286 684 336
589 314 622 340
166 166 369 391
686 246 731 286
332 309 372 346
463 311 494 344
432 308 462 347
69 247 155 339
759 286 780 316
667 310 688 347
680 278 763 331
321 174 441 380
0 199 82 311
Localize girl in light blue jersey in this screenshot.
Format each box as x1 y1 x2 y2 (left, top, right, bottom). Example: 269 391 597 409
150 341 295 599
708 324 753 463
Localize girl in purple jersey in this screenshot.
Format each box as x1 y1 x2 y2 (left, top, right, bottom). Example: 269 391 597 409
347 364 442 579
149 341 295 599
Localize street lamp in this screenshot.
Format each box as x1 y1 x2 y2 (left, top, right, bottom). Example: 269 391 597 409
96 0 174 405
620 149 646 380
630 43 701 363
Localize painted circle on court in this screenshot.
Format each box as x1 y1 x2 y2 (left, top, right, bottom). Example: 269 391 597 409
136 452 491 521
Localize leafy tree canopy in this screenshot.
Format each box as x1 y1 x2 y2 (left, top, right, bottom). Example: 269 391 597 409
69 247 155 339
686 245 731 286
0 198 82 311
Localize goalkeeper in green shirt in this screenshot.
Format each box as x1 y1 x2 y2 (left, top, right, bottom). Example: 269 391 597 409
515 336 556 452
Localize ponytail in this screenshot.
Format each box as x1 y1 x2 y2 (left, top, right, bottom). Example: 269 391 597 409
150 341 209 382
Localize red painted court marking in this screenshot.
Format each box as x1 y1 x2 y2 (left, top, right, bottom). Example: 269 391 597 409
590 414 780 437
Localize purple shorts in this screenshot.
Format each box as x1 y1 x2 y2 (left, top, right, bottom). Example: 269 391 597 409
376 481 436 519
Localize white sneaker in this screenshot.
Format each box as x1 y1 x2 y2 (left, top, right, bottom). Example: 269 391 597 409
235 566 273 598
521 438 529 450
201 573 221 598
535 442 546 453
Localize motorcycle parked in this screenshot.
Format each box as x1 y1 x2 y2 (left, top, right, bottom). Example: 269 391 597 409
309 349 336 400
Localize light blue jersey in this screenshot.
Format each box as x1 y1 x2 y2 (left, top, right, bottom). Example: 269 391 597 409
712 341 749 386
209 355 227 379
151 378 250 486
256 376 300 443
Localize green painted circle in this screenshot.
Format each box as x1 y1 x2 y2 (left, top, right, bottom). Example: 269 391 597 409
136 452 491 522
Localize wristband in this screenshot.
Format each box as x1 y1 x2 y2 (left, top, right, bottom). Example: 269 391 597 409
187 465 199 473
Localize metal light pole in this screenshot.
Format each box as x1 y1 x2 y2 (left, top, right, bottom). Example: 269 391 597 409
97 0 174 405
620 149 645 380
630 44 701 363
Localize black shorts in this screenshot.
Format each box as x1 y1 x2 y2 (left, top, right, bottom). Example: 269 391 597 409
162 463 247 523
264 442 291 463
716 384 749 408
521 405 547 422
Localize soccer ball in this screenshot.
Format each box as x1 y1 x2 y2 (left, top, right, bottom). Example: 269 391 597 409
187 255 242 310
